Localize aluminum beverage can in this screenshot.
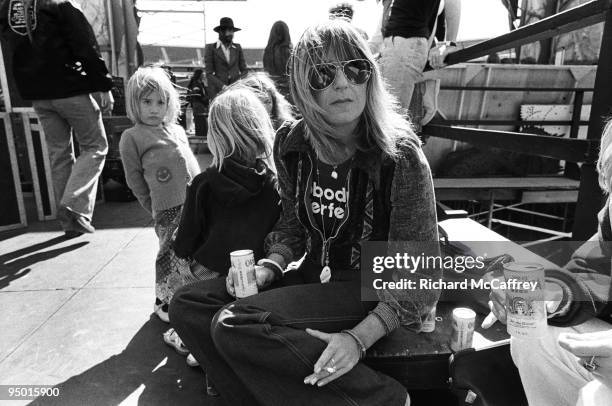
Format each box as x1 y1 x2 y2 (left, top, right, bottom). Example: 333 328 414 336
450 307 476 352
503 262 547 339
230 250 258 298
420 304 437 333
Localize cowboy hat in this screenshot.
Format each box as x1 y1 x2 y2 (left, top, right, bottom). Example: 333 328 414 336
213 17 241 32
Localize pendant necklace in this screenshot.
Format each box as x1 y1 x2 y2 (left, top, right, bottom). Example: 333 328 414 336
312 156 352 282
316 161 340 283
331 165 338 179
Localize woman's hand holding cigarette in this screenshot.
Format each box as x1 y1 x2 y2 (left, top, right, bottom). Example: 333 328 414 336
303 328 361 387
483 289 507 328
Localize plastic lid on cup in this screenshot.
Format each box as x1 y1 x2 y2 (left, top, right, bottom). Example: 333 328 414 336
230 249 253 257
453 307 476 320
502 262 544 272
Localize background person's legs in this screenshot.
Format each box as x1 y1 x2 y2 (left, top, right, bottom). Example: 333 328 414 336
51 94 108 221
379 36 429 118
32 100 74 214
511 318 610 406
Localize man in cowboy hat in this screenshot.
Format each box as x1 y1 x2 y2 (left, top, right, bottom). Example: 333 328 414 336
204 17 247 100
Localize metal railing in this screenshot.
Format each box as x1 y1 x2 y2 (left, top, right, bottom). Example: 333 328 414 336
423 0 612 240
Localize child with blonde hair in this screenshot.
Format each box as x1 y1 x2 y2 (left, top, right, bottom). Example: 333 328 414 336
171 87 281 366
232 72 295 130
174 86 280 278
119 66 200 325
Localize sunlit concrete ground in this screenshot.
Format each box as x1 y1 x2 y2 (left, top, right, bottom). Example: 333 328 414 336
0 154 222 406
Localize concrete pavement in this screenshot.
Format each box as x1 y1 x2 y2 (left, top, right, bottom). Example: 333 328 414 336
0 154 223 405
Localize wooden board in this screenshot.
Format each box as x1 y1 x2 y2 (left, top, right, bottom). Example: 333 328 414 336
434 176 580 190
422 64 596 172
22 113 56 221
0 112 26 230
434 176 580 202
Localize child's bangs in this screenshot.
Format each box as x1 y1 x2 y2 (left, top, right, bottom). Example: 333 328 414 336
140 80 167 101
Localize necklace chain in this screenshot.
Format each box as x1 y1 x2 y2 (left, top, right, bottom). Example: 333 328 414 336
315 161 339 247
314 158 351 272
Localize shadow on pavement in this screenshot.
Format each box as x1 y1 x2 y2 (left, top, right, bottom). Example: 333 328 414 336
91 202 152 230
0 201 152 243
29 316 225 406
0 236 89 289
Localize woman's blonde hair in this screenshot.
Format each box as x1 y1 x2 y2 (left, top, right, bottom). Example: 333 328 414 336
289 20 418 163
597 119 612 193
207 87 276 171
125 66 180 125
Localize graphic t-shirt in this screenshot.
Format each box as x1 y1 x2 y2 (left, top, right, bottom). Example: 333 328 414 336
310 158 351 236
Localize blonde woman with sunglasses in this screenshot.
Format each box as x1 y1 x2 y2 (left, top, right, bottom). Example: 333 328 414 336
171 20 440 405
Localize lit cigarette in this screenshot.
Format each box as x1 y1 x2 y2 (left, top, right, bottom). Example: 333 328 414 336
481 312 498 329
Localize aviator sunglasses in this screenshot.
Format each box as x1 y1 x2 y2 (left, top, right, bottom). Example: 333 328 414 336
308 59 372 91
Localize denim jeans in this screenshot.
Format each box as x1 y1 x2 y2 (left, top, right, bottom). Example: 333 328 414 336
379 36 429 126
32 94 108 221
170 269 407 406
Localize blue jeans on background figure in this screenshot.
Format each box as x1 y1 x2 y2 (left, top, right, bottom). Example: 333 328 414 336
170 264 408 406
32 94 108 222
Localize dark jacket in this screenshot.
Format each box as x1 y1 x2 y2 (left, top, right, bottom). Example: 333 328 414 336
187 78 208 114
0 1 113 100
264 120 440 332
173 158 281 275
204 41 247 100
